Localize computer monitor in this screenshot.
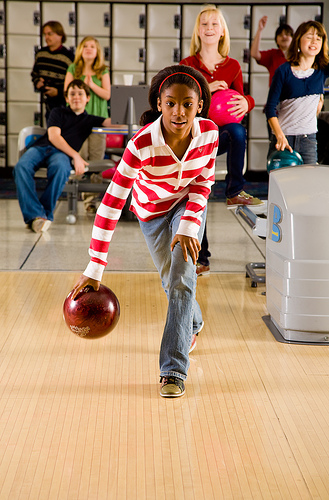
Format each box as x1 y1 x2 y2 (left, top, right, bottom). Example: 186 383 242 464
110 85 149 126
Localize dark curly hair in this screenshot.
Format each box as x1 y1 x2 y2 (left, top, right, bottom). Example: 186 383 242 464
140 65 211 126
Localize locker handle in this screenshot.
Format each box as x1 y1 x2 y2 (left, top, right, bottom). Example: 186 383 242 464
0 78 6 92
174 14 181 30
104 47 109 61
139 14 146 29
0 44 5 59
0 111 6 125
139 48 146 63
68 12 76 26
243 15 250 30
243 48 250 64
104 13 110 28
173 48 181 63
33 11 40 26
279 15 287 25
0 10 4 25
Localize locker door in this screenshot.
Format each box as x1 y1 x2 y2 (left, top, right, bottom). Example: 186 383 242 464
250 73 269 106
230 40 249 73
7 35 40 68
249 108 268 139
7 1 40 35
112 38 145 72
7 69 39 102
182 5 203 39
147 5 180 39
77 3 110 37
146 39 180 72
112 4 145 38
181 39 191 61
287 5 322 31
252 6 287 39
248 140 269 171
221 6 250 40
42 2 76 38
7 102 40 135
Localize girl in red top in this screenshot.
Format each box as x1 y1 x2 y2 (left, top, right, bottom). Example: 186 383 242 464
71 65 219 398
181 4 263 275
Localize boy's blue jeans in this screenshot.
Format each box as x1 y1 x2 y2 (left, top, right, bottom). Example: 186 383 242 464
13 145 72 224
139 200 207 381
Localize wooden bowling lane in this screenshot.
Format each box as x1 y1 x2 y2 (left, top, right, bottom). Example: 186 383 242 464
1 271 329 499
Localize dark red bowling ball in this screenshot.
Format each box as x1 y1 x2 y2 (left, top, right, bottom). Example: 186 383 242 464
63 284 120 339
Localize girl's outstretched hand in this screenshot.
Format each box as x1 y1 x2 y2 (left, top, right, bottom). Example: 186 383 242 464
71 275 100 300
171 234 201 265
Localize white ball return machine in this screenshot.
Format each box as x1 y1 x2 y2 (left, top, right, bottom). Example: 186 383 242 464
237 165 329 344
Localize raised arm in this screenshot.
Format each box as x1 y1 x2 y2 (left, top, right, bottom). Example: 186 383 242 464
250 16 268 61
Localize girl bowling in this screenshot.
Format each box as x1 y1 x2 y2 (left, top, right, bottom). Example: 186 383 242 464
71 65 219 398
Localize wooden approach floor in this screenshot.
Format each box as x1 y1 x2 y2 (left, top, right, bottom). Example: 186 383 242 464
1 271 329 500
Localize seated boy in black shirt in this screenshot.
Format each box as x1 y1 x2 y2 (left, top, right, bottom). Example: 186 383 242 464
14 79 112 232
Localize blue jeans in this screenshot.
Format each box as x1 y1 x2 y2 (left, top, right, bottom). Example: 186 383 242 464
13 145 72 224
218 122 247 198
268 133 318 164
139 200 207 381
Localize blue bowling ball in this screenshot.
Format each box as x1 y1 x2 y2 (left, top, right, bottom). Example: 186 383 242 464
267 149 304 173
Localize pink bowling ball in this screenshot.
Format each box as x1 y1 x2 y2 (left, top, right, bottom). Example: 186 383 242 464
208 89 244 127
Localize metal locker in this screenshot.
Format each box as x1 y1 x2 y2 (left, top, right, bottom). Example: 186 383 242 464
146 38 180 72
181 39 191 61
112 38 145 72
248 139 269 171
250 73 270 106
7 35 39 68
6 1 40 35
287 5 322 31
42 2 76 38
7 102 40 135
77 3 110 37
221 6 251 40
252 6 287 39
182 5 203 39
8 135 19 167
7 69 39 102
112 4 146 38
230 40 249 73
147 5 181 39
249 107 268 139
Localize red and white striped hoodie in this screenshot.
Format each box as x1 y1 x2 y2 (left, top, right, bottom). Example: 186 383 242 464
84 115 219 281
